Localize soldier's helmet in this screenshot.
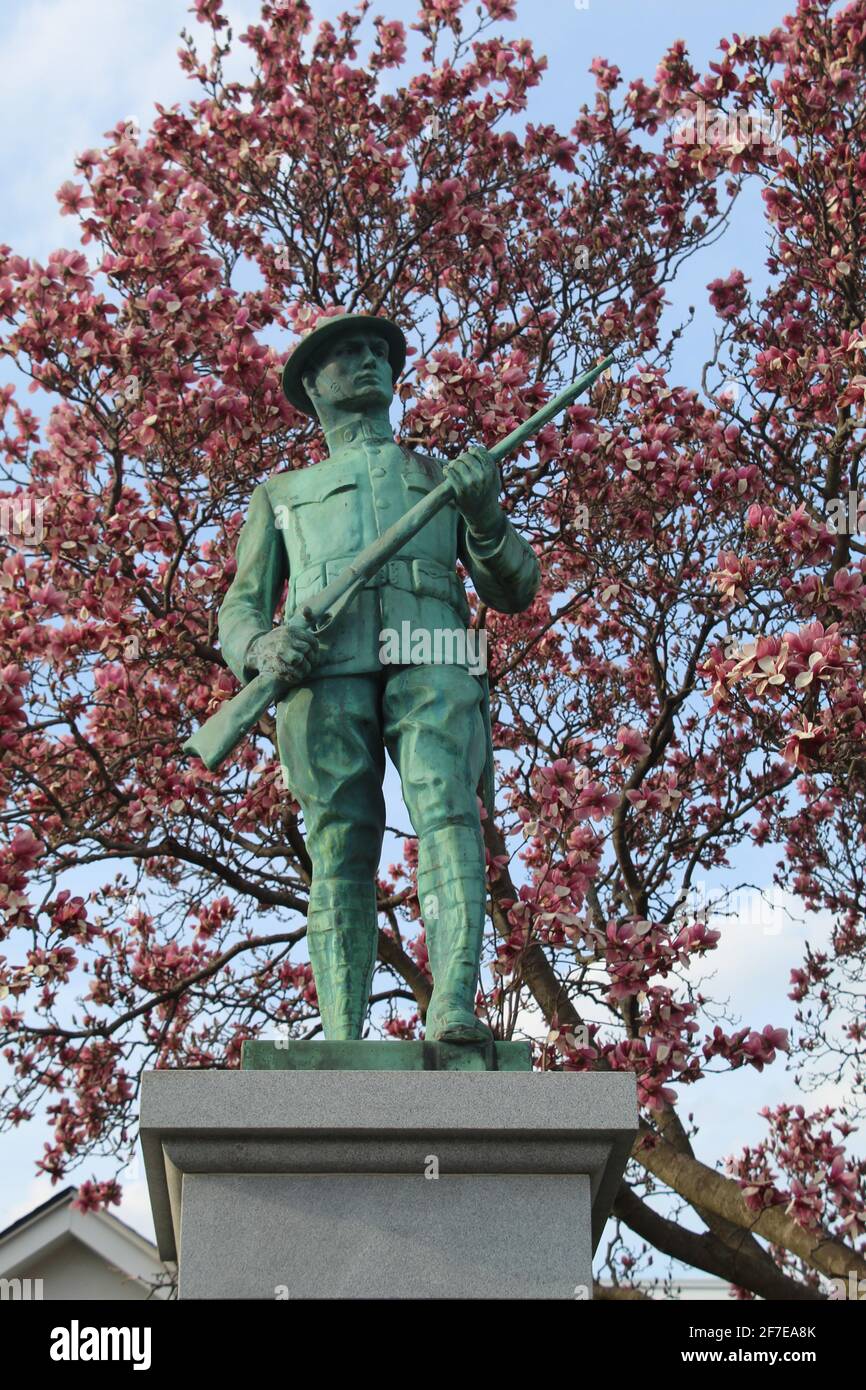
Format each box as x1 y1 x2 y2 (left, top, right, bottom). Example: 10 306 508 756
281 312 407 417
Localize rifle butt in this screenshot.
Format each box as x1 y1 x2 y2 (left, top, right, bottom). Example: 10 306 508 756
182 672 287 771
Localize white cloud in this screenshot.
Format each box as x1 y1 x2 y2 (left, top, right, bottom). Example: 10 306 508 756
115 1173 158 1243
0 1172 57 1229
0 0 261 259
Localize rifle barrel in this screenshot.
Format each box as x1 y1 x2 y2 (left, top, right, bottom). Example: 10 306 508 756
489 353 615 463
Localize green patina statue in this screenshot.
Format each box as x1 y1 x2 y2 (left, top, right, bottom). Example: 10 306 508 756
218 313 540 1044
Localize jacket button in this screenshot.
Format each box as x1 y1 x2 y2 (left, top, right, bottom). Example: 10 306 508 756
370 466 386 477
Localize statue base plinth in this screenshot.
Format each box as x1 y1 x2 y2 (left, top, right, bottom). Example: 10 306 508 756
241 1037 533 1071
141 1057 637 1300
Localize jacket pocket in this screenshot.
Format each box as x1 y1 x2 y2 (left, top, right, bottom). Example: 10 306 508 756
293 476 360 507
403 471 437 495
288 473 364 558
288 562 325 612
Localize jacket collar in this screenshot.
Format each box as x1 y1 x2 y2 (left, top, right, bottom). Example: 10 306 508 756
322 407 396 454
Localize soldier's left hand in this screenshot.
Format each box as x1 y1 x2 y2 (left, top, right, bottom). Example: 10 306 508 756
443 445 501 531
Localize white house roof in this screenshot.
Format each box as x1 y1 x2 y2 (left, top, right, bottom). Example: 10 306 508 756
0 1186 173 1300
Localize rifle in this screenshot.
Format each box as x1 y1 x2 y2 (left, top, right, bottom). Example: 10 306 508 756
183 353 616 770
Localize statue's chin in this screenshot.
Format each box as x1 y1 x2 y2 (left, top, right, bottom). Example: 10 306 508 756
333 384 392 413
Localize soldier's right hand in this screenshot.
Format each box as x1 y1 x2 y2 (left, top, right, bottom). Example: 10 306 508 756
247 622 320 683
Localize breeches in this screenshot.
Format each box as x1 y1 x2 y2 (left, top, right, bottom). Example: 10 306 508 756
275 664 487 878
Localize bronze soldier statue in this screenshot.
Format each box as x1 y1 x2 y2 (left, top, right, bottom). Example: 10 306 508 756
217 314 540 1043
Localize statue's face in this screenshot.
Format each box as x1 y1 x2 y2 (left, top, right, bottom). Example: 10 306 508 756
303 330 393 414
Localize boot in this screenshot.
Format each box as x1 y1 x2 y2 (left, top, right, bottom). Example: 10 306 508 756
418 825 493 1044
306 878 378 1040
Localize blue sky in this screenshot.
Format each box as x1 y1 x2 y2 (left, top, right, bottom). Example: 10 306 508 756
0 0 848 1288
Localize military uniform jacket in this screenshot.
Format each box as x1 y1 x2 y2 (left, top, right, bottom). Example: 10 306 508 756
218 419 541 685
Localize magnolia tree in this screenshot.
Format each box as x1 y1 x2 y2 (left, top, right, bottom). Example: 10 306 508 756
1 0 865 1299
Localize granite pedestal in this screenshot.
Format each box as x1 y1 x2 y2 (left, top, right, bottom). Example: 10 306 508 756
141 1043 637 1300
